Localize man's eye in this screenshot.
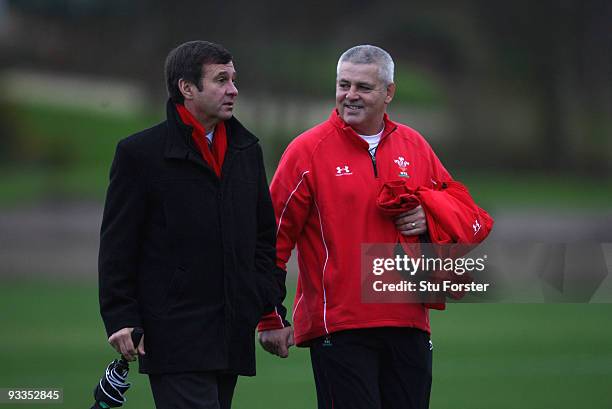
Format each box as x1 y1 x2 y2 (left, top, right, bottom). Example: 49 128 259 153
358 86 372 92
338 83 350 90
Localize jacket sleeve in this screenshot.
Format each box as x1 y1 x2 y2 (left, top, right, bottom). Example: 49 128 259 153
417 180 494 307
258 140 313 331
254 144 289 322
420 142 492 309
421 181 494 245
98 142 146 337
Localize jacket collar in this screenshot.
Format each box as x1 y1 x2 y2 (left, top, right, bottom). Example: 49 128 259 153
328 109 398 149
164 99 258 160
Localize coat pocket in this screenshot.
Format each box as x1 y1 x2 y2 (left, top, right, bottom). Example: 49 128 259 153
235 275 266 328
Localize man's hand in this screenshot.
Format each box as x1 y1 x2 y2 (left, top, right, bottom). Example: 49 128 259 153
395 205 428 236
108 327 145 361
258 327 294 358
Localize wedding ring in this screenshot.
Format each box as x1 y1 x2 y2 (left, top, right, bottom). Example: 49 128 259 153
411 222 417 228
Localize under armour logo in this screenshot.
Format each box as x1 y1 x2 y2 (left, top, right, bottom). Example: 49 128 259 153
335 165 352 176
473 219 481 235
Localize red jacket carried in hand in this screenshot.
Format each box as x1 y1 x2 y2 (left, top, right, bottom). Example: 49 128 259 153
376 179 494 309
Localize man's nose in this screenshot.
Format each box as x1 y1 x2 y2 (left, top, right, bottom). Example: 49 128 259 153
346 86 359 100
227 81 238 96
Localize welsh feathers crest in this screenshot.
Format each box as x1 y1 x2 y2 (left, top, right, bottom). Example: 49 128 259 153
394 156 410 177
394 156 409 171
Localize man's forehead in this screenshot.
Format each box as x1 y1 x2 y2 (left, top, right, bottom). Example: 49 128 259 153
337 62 380 82
203 62 236 76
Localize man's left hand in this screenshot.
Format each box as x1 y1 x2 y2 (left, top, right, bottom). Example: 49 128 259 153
258 327 294 358
395 205 428 236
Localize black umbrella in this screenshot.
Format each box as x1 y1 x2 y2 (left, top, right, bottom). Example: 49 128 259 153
90 328 144 409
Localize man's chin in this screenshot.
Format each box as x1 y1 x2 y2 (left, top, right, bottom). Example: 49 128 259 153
341 113 362 127
218 110 234 120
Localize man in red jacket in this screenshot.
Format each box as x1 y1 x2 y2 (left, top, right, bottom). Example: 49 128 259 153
258 45 489 409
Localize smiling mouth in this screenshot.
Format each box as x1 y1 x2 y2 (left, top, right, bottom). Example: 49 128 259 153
345 104 363 111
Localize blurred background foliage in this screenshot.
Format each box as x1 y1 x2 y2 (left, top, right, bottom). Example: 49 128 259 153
0 0 611 206
0 1 611 408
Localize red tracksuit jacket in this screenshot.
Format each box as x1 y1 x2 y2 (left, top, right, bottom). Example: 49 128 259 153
258 110 492 345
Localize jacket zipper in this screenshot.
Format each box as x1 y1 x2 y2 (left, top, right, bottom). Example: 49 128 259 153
371 153 378 177
368 143 380 178
368 125 396 178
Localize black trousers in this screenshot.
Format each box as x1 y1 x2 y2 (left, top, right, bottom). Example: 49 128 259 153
148 372 238 409
309 327 433 409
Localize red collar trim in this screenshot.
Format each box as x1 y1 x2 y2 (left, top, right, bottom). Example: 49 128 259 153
328 109 397 149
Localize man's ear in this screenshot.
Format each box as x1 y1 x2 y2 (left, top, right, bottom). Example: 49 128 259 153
385 83 396 105
178 78 194 101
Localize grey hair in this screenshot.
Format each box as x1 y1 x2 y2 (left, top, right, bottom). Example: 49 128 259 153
336 45 395 84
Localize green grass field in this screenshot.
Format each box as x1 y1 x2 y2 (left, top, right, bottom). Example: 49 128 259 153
1 102 611 408
1 279 611 409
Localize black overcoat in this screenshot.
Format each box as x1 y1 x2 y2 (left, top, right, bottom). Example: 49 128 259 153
98 101 285 375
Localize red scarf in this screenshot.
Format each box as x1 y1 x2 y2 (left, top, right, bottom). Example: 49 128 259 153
175 103 227 178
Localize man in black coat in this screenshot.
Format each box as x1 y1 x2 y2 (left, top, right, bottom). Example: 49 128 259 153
98 40 287 409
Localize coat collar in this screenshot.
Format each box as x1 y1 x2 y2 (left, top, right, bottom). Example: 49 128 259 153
164 99 258 160
328 109 398 150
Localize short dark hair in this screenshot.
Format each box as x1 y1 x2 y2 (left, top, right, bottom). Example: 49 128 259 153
164 40 233 103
